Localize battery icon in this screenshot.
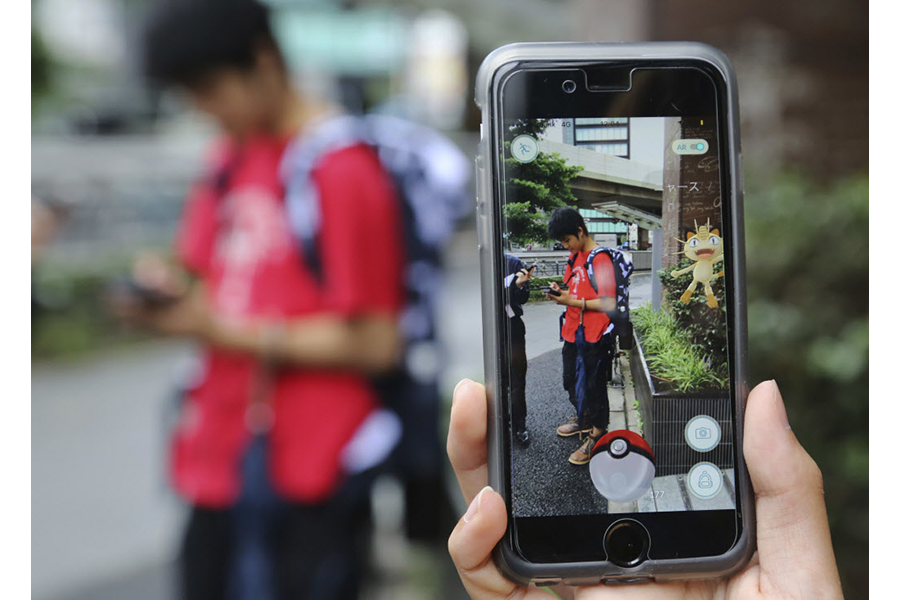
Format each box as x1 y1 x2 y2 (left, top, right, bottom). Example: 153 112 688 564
672 139 710 155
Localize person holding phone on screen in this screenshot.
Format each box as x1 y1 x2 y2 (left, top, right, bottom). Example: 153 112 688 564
544 207 617 466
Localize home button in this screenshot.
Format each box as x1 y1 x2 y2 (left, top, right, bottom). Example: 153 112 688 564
603 519 650 568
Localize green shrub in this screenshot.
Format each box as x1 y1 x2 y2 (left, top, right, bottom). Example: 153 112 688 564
631 304 727 392
32 264 150 360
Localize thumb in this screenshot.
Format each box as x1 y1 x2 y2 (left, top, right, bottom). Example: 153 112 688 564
447 486 552 600
743 380 842 598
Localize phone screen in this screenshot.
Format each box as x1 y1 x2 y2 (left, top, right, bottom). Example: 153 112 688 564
493 64 740 561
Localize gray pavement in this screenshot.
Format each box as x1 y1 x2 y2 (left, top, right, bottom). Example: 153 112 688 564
32 340 194 600
510 348 645 517
510 348 609 517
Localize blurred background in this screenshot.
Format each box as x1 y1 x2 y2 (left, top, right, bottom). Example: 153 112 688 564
31 1 867 599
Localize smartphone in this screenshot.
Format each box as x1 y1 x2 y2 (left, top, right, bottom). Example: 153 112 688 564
475 43 752 585
541 286 562 297
106 276 181 307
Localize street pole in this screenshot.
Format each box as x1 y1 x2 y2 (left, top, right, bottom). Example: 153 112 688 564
651 228 662 311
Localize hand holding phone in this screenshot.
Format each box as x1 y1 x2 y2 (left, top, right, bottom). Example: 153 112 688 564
515 264 536 287
107 253 189 320
544 282 570 305
446 380 843 598
540 286 561 297
106 276 182 308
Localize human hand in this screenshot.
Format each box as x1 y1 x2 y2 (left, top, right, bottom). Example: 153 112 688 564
516 266 536 288
545 282 571 306
446 379 843 599
108 253 210 338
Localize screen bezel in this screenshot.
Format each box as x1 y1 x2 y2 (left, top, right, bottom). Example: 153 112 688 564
490 60 742 563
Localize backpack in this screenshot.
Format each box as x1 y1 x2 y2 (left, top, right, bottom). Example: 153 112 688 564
564 246 635 349
280 114 470 290
279 114 470 539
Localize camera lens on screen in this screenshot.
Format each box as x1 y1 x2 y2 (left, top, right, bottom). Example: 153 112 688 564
562 80 577 93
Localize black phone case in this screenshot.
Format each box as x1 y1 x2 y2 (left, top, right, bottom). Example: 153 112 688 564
474 42 754 586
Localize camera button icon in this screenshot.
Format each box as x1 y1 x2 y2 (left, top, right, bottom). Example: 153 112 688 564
685 415 721 452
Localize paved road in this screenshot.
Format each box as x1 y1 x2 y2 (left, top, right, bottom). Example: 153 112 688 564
510 349 610 517
32 341 194 600
510 346 647 518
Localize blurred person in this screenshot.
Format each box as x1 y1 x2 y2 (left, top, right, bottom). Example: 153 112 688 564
31 196 69 264
544 207 617 466
31 196 71 325
127 1 409 599
504 253 533 447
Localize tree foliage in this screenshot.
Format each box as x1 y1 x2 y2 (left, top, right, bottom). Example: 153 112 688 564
502 119 583 246
744 172 868 596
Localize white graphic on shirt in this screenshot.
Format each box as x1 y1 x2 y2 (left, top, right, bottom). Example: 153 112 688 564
569 265 586 299
214 187 292 318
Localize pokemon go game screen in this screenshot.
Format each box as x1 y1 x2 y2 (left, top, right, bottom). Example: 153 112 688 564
500 116 735 517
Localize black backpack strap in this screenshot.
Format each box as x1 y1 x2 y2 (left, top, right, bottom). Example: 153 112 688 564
562 253 576 286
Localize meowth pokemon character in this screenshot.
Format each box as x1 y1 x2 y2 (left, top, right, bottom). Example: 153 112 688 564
673 219 725 308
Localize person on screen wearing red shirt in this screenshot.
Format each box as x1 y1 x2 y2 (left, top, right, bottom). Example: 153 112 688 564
115 2 404 599
544 207 618 466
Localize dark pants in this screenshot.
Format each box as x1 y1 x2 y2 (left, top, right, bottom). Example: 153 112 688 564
561 335 613 431
509 316 528 434
179 468 374 600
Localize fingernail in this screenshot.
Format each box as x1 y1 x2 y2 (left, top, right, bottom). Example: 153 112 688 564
770 379 791 431
453 379 472 403
464 486 492 523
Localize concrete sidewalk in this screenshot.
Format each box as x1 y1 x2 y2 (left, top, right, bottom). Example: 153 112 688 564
510 348 642 517
32 340 193 600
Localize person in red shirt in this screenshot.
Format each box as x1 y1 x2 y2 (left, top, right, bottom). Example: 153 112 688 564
116 2 405 599
544 207 618 466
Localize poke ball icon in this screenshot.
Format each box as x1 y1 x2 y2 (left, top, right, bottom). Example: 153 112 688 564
589 430 656 503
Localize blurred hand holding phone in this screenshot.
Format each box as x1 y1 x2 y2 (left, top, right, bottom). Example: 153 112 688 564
107 253 202 336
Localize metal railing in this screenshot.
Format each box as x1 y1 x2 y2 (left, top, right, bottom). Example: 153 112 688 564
524 250 653 279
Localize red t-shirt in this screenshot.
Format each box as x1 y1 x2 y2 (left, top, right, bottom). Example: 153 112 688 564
561 250 617 343
172 133 404 507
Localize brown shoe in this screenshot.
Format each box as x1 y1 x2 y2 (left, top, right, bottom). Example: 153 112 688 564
568 429 606 465
556 417 592 437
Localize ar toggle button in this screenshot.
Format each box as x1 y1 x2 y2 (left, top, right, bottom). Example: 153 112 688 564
672 138 709 155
